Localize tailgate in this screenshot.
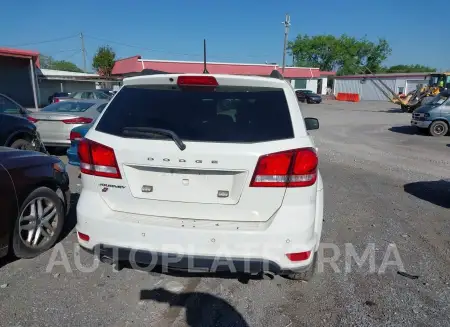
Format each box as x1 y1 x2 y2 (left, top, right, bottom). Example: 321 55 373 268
92 137 292 222
82 76 307 222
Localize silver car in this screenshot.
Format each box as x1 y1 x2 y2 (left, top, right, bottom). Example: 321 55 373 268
53 90 112 103
28 100 108 147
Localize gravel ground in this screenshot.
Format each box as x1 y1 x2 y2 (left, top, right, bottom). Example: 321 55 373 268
0 100 449 327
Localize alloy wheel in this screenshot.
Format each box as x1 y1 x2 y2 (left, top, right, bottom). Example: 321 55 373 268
18 197 59 248
433 123 445 135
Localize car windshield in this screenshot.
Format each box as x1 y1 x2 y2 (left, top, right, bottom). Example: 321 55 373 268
41 101 94 112
96 92 111 99
55 92 69 97
429 93 449 105
96 85 294 143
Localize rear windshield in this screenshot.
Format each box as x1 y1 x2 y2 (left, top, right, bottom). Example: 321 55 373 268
41 101 94 112
95 85 294 143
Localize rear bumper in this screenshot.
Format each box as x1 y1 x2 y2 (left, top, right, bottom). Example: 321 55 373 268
42 141 71 147
76 189 323 273
411 120 431 128
67 146 80 166
87 245 290 274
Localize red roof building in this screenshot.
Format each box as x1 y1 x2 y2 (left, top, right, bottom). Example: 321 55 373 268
112 55 333 78
112 55 335 94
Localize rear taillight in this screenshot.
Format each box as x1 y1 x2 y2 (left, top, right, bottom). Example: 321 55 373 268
250 148 318 187
69 131 82 141
27 116 39 123
62 117 93 124
54 98 60 103
78 139 121 179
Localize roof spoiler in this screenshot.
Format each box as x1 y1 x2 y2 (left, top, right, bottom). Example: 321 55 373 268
270 70 284 80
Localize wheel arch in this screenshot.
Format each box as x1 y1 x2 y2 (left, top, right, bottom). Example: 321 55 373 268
5 129 35 147
431 118 449 127
17 180 59 210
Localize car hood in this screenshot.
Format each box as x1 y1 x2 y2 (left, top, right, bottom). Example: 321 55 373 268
414 104 438 113
0 147 57 168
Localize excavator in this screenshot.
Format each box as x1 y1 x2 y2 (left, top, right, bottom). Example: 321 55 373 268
384 73 450 112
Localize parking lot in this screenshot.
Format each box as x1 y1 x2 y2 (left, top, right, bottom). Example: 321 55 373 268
0 100 449 327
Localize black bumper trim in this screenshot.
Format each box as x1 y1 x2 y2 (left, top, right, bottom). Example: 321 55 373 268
92 244 282 274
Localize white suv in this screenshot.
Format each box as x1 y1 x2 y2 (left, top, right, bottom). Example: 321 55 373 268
76 73 323 280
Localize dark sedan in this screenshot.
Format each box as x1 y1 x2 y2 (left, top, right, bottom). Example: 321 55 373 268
295 90 322 104
0 148 70 259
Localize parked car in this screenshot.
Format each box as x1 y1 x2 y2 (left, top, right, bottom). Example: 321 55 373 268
411 90 450 136
53 90 112 103
67 122 93 166
0 148 70 259
48 92 69 104
0 94 47 151
76 72 323 281
27 100 108 148
0 93 30 117
97 89 116 97
295 90 322 104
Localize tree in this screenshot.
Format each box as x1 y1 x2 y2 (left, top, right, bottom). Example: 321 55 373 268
382 64 436 73
92 45 116 77
39 55 84 73
288 34 392 75
52 60 84 72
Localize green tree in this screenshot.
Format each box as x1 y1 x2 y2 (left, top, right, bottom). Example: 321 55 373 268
382 64 436 73
52 60 83 72
92 45 116 77
288 34 392 75
39 55 83 72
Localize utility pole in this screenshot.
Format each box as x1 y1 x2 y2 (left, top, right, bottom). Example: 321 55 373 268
281 13 291 74
80 32 87 73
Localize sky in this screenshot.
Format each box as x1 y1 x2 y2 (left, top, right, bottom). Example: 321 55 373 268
1 0 448 71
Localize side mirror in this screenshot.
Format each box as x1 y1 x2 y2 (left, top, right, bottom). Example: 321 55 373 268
305 117 319 131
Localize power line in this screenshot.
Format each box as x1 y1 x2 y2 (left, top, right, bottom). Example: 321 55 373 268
84 34 277 62
50 48 79 54
5 34 79 48
62 50 81 61
84 34 202 58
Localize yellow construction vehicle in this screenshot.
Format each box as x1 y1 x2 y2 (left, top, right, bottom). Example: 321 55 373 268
392 73 450 112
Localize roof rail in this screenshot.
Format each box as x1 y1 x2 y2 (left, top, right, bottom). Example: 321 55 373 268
270 70 284 80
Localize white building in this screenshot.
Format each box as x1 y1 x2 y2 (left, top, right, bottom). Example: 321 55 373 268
287 69 334 95
36 69 121 106
333 73 431 101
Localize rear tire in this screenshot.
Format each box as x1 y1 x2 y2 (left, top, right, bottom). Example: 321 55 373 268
10 139 33 150
429 121 449 137
281 253 317 281
12 187 65 259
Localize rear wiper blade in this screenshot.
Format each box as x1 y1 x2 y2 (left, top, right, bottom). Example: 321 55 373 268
122 127 186 151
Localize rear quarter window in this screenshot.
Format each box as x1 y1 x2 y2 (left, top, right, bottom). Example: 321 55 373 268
96 85 294 143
